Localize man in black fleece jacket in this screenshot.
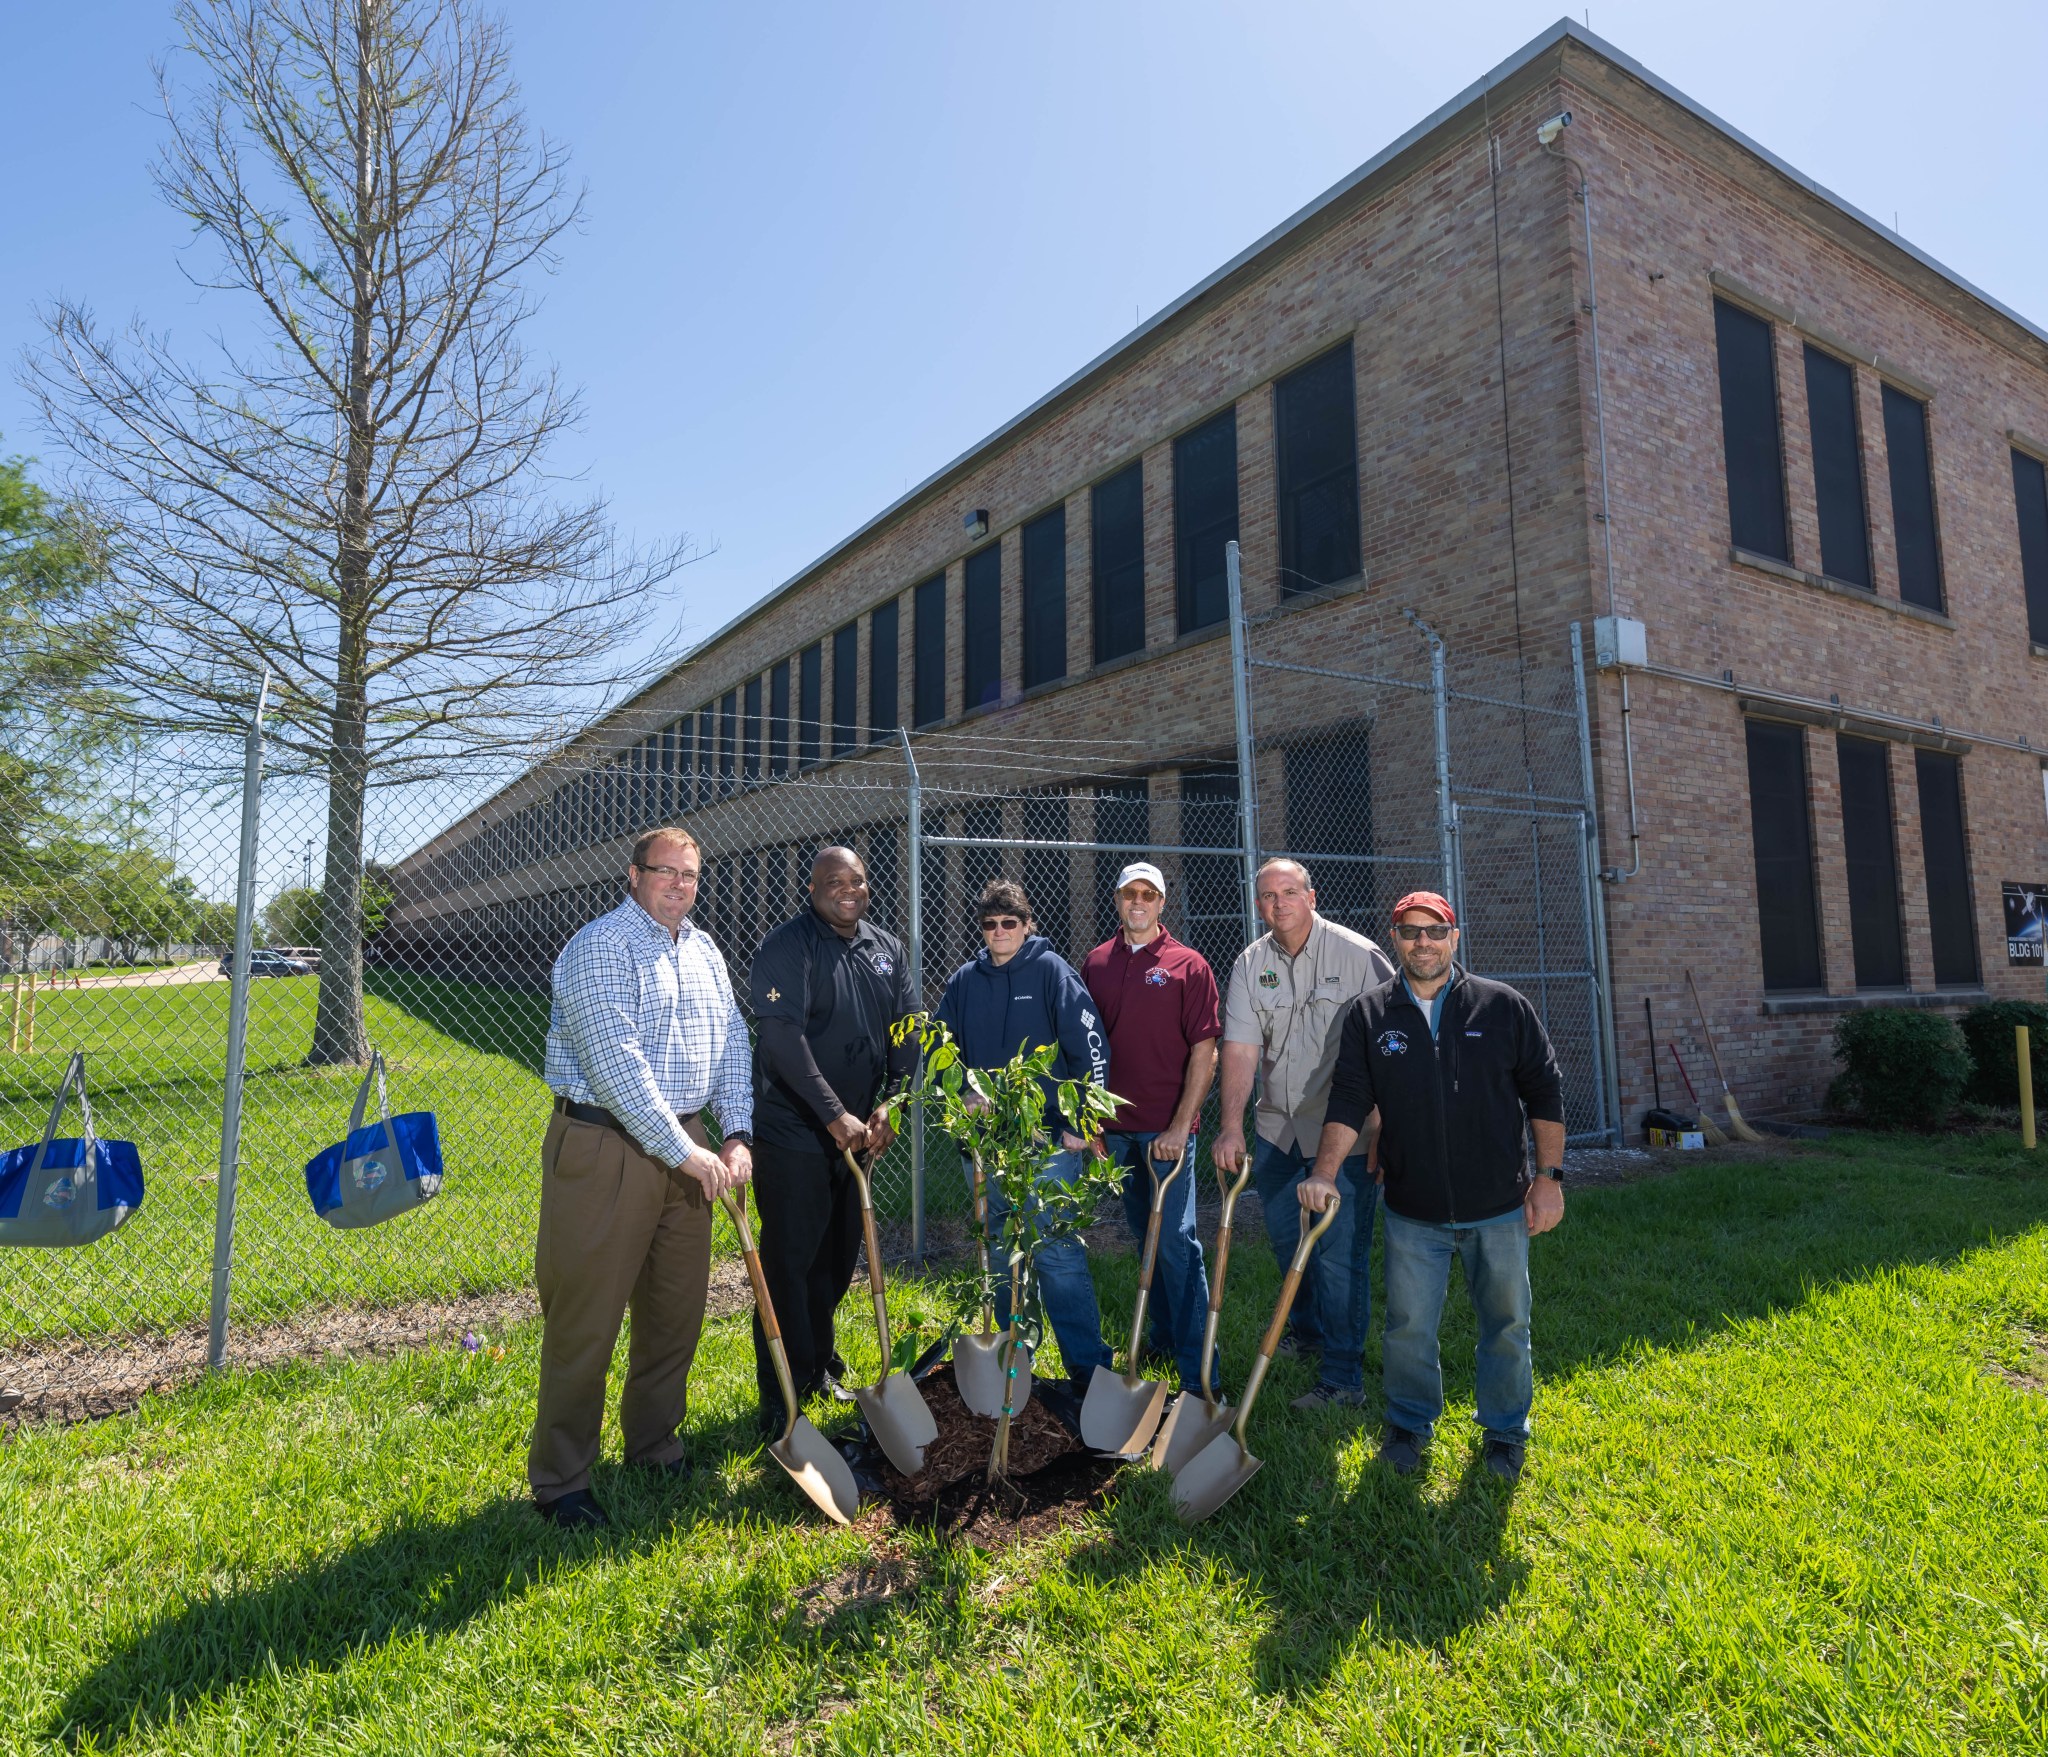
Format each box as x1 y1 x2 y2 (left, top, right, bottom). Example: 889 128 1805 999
1302 891 1565 1483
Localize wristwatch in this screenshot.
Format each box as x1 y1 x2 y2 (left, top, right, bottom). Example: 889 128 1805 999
1535 1164 1564 1185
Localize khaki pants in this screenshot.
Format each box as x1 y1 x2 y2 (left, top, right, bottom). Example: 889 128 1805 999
528 1108 713 1502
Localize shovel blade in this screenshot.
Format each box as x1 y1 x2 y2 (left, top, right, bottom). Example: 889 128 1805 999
1150 1390 1236 1476
953 1333 1028 1419
1079 1366 1170 1456
1171 1431 1263 1524
854 1374 938 1475
769 1414 860 1525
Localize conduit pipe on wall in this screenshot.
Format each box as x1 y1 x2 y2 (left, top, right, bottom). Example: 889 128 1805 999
1542 113 1642 883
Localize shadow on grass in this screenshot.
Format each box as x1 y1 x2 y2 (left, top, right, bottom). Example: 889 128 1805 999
364 970 552 1074
47 1456 713 1745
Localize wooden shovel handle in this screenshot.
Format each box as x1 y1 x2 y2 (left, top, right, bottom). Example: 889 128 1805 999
842 1147 895 1372
719 1191 781 1345
1256 1196 1341 1359
1205 1159 1254 1319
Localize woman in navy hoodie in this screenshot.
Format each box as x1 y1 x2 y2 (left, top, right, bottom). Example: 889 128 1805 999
936 877 1114 1397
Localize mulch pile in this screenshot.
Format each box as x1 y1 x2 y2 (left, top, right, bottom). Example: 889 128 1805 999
855 1360 1121 1542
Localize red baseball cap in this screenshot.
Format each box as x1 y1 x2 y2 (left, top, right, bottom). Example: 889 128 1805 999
1391 890 1457 925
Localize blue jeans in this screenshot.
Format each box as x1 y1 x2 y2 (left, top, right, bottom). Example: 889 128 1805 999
987 1148 1112 1385
1251 1137 1375 1394
1381 1205 1532 1444
1101 1131 1213 1390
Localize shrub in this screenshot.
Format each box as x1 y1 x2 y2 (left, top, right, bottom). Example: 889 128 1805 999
1829 1007 1973 1130
1958 1000 2048 1105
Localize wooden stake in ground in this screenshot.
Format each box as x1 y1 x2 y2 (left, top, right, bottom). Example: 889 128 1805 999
1685 970 1766 1143
7 974 20 1054
2019 1025 2036 1151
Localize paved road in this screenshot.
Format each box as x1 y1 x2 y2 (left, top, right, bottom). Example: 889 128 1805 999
22 962 226 991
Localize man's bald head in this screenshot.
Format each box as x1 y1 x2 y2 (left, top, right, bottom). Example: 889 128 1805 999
809 845 870 937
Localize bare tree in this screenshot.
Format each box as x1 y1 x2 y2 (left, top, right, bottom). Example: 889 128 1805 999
25 0 692 1064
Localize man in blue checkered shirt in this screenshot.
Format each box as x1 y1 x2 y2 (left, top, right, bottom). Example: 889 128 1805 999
529 825 754 1530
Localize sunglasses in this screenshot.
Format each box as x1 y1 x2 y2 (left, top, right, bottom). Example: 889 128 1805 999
1392 923 1454 942
980 915 1027 932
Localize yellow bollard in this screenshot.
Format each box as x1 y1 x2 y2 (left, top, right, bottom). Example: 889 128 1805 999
2020 1026 2036 1151
6 973 19 1054
22 976 35 1054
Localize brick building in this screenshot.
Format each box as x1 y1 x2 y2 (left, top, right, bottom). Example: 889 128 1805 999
382 19 2048 1138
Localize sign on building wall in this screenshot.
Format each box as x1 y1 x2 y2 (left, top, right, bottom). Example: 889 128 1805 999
2003 882 2048 966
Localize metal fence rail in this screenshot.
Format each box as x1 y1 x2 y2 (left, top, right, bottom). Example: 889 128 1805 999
2 546 1617 1420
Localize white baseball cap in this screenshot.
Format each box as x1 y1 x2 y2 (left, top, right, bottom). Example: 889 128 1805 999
1114 861 1166 895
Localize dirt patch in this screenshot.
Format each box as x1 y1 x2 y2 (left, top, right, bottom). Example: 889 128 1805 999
846 1361 1121 1551
1988 1328 2048 1396
1 1259 752 1436
791 1552 926 1630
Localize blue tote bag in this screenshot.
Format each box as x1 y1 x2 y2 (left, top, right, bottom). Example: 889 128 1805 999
303 1050 444 1229
0 1051 145 1248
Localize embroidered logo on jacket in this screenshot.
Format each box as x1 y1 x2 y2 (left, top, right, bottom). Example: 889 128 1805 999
1144 967 1171 986
1377 1029 1410 1057
870 954 893 976
1258 969 1279 988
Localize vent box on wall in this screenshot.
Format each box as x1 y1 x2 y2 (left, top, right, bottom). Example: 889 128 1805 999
1593 616 1647 670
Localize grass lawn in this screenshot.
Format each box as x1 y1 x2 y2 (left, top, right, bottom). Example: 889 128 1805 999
3 1131 2044 1753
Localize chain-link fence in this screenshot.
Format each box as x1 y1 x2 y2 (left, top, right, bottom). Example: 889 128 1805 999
3 565 1617 1424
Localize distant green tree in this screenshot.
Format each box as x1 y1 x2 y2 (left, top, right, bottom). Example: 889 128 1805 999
263 886 325 949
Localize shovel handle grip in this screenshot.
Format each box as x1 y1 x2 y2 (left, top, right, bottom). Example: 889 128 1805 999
842 1148 897 1371
1203 1159 1253 1319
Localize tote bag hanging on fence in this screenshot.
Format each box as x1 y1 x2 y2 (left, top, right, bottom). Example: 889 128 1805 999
303 1049 445 1229
0 1051 145 1249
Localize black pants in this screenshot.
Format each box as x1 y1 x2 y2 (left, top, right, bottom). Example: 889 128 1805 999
751 1141 863 1411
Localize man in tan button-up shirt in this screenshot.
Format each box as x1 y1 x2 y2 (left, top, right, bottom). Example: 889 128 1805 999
1214 858 1394 1409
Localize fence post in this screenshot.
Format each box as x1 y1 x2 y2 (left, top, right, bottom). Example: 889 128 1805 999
209 671 270 1373
1571 625 1623 1145
1223 540 1260 946
899 726 925 1265
1422 623 1458 914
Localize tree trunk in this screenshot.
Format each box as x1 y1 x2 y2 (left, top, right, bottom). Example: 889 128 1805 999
306 1 380 1070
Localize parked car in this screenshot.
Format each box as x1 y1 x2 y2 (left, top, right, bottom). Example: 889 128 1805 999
218 948 316 978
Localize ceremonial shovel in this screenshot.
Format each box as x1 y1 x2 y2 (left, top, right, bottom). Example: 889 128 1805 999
1150 1154 1254 1475
1173 1194 1341 1524
953 1149 1028 1418
843 1147 938 1474
1079 1144 1183 1456
719 1191 859 1525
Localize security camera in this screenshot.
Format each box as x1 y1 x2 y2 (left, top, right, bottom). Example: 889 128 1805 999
1537 111 1573 146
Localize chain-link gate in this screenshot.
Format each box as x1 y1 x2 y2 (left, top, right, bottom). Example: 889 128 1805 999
4 564 1618 1425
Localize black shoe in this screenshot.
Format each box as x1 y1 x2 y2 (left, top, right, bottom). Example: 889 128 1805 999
534 1488 608 1529
639 1449 693 1480
756 1402 786 1439
1483 1438 1526 1483
823 1372 860 1404
1273 1334 1321 1363
1377 1425 1427 1477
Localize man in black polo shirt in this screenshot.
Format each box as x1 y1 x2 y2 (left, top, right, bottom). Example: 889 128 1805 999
747 845 919 1430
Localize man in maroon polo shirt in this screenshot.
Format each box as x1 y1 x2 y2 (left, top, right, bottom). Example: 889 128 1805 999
1080 861 1223 1393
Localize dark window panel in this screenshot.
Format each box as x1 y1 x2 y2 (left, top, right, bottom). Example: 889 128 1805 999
2013 449 2048 646
695 707 714 807
718 691 737 799
913 571 947 728
768 661 790 778
1275 340 1361 595
1021 794 1073 965
1714 300 1790 563
865 822 900 934
742 676 762 784
1284 725 1377 931
1090 462 1145 665
798 643 822 768
960 802 1002 965
1803 345 1871 588
1091 781 1150 944
1178 764 1243 984
1881 386 1943 613
1916 749 1979 986
1836 736 1905 989
869 598 900 741
1021 506 1068 690
1174 408 1239 633
659 722 680 819
963 543 1002 712
1744 719 1823 991
832 623 859 756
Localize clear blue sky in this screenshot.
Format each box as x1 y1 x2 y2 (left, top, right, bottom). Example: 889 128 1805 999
5 0 2044 676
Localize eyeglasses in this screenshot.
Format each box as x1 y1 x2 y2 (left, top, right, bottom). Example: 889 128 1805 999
1392 923 1454 942
634 862 700 884
980 915 1026 932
